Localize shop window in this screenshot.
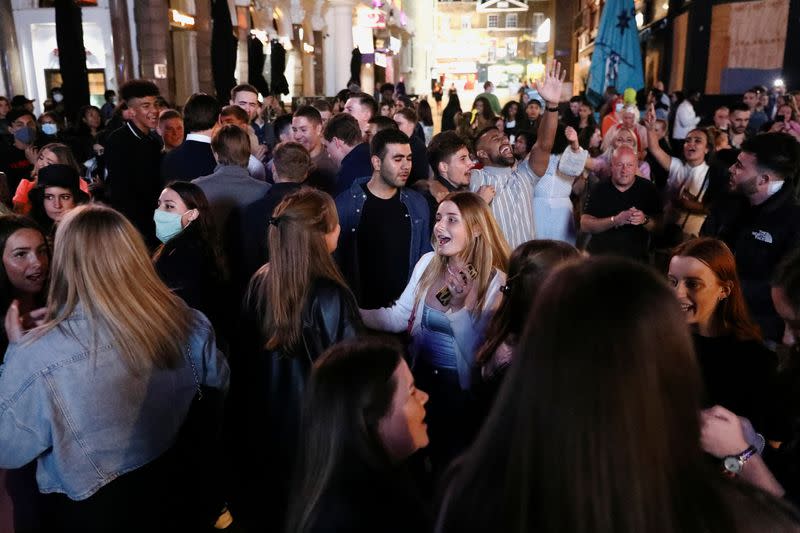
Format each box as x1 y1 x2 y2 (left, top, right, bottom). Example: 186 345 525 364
505 13 518 28
532 12 545 30
488 14 499 28
461 15 472 28
439 14 451 31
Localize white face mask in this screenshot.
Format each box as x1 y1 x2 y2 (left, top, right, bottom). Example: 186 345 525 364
53 93 64 103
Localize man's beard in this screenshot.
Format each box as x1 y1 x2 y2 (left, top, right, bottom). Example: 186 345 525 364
731 175 758 195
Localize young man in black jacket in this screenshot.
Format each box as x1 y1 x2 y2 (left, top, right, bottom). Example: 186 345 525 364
701 132 800 341
104 79 163 247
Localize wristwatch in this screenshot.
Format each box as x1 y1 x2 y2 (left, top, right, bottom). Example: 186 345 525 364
722 445 757 474
546 106 559 112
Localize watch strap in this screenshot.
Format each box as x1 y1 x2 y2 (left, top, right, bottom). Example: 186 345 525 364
546 106 559 112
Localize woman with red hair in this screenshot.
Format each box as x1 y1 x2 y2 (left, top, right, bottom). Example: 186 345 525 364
668 237 784 441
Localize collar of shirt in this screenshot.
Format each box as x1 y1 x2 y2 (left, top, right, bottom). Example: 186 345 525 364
186 133 212 143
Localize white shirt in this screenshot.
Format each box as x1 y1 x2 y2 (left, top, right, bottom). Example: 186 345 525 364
668 157 710 236
673 100 701 140
469 158 539 249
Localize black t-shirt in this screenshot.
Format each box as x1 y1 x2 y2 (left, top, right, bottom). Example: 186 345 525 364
357 184 411 309
584 177 662 260
693 333 786 441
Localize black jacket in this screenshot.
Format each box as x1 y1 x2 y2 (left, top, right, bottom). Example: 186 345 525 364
105 122 163 246
153 235 227 339
228 277 361 531
701 183 800 341
161 138 217 182
306 460 430 533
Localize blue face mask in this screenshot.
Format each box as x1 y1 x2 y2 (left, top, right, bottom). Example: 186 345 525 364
14 126 36 144
42 123 58 135
153 209 184 243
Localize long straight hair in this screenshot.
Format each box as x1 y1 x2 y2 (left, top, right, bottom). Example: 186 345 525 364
475 240 579 366
247 187 352 351
415 192 509 314
672 237 761 341
438 257 785 533
26 205 194 371
286 338 403 533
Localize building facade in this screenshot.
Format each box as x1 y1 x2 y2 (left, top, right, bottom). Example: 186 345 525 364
0 0 431 108
572 0 800 97
432 0 555 102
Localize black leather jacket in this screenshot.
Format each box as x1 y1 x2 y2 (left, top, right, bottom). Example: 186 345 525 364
228 277 361 530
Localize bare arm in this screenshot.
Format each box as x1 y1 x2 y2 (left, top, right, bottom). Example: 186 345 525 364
580 211 628 234
528 61 566 177
701 406 785 498
644 104 671 171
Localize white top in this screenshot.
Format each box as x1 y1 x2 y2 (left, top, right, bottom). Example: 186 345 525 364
469 158 539 249
361 252 506 389
673 100 701 140
667 157 710 236
531 151 588 245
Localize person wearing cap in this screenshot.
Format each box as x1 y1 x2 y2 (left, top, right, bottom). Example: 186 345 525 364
29 164 89 237
10 95 34 114
0 108 37 194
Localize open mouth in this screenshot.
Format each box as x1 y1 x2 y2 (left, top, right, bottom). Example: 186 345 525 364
500 145 512 157
26 272 43 283
679 303 694 313
436 235 451 247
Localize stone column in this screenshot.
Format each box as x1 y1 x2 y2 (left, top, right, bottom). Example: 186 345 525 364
235 2 250 86
0 0 25 96
134 0 171 97
108 0 135 86
329 0 355 93
301 22 315 95
323 5 337 96
170 0 200 106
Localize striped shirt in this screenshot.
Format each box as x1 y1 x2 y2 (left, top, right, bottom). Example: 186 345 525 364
470 159 539 249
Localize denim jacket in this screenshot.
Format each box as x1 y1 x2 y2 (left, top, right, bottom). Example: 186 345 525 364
0 308 230 500
334 176 432 302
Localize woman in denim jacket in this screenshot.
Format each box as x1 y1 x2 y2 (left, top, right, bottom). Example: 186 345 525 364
0 204 230 531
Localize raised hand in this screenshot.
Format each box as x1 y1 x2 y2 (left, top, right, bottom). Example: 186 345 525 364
534 60 566 105
565 126 579 147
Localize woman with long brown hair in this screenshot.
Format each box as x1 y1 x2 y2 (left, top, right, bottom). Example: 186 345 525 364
474 240 580 407
362 191 509 474
668 237 783 440
0 204 229 530
233 187 361 531
437 257 800 533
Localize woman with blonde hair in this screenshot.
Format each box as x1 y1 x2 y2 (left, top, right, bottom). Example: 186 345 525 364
0 204 229 531
583 126 651 181
362 191 509 473
233 186 361 531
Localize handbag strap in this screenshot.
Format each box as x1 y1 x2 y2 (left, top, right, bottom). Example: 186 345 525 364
185 343 203 400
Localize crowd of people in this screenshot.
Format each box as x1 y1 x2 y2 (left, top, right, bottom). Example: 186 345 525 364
0 59 799 532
